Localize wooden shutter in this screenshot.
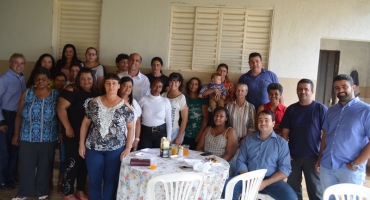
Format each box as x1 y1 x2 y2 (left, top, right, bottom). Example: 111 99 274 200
169 5 273 73
55 0 102 60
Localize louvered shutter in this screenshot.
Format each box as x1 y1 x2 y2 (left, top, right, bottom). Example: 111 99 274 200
169 5 273 73
55 0 102 60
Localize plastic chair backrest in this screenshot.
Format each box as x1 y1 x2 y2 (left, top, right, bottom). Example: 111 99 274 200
223 169 267 200
146 172 204 200
323 183 370 200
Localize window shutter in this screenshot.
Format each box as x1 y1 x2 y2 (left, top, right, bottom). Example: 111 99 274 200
243 9 273 71
169 6 195 70
56 0 102 60
169 5 273 73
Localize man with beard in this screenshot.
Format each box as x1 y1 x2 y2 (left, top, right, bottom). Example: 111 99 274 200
315 74 370 192
280 79 327 200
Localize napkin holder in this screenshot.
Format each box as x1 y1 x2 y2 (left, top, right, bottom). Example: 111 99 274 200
130 158 150 166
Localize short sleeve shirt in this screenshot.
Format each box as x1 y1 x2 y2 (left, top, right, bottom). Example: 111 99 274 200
238 69 278 108
161 92 187 132
85 97 134 151
185 97 208 138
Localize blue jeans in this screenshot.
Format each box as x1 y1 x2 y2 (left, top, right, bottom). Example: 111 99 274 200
0 110 19 183
288 157 322 200
232 179 297 200
320 164 366 193
171 128 185 144
85 146 124 200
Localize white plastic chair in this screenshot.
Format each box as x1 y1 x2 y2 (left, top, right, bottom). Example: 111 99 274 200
257 193 274 200
323 183 370 200
221 169 267 200
146 172 204 200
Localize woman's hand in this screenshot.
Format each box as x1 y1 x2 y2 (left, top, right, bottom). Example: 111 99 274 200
173 137 182 145
79 143 86 159
12 135 19 146
65 127 75 138
120 147 131 161
214 88 221 99
132 140 139 151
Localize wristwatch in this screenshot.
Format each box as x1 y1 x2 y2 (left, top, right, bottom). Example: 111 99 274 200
351 162 360 171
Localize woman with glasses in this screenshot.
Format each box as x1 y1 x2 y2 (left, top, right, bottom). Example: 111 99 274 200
81 47 105 90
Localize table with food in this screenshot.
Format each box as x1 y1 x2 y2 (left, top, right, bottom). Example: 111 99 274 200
116 138 230 200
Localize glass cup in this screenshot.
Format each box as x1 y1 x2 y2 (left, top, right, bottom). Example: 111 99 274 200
150 157 157 170
171 144 178 155
182 144 190 156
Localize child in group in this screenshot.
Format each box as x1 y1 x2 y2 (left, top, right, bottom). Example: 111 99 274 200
199 73 227 112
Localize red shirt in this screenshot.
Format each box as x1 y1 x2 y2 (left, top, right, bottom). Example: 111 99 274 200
263 103 286 124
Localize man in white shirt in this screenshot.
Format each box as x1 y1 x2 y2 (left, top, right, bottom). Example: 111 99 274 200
122 53 150 101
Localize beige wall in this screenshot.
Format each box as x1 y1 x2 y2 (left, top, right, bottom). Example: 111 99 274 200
1 0 370 106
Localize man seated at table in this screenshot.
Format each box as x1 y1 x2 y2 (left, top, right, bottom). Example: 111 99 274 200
232 110 297 200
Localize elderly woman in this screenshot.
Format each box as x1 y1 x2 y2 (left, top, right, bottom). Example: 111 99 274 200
225 83 256 176
12 67 59 200
119 77 142 150
138 79 172 149
196 107 238 173
184 77 209 150
79 73 134 200
56 44 82 78
161 73 188 145
256 83 286 135
58 68 100 200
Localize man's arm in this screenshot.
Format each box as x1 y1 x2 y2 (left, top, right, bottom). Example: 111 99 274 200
236 138 249 174
347 137 370 171
259 171 287 191
315 131 327 172
281 128 289 142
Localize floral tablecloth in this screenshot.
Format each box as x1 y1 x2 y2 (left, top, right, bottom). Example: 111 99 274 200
116 149 230 200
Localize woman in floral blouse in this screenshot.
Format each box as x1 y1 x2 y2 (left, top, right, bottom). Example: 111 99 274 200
79 73 134 200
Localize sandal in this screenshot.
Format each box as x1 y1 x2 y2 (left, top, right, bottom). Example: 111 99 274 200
75 191 89 200
39 195 49 200
64 194 78 200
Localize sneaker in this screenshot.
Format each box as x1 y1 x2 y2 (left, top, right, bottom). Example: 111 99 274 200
0 182 15 190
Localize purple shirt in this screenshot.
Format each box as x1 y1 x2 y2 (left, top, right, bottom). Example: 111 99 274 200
238 69 278 109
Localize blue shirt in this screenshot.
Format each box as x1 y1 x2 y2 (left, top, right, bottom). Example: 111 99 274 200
20 89 59 142
199 82 227 96
321 97 370 171
280 101 327 159
238 69 278 109
236 131 291 177
0 69 26 121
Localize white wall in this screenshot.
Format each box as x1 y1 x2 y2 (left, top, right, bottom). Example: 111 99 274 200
1 0 370 82
320 39 370 87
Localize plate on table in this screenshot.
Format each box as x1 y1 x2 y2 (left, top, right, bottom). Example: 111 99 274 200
170 155 184 161
140 148 159 155
204 157 221 165
184 159 202 166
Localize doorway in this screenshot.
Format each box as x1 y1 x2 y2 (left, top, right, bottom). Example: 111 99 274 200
315 50 340 107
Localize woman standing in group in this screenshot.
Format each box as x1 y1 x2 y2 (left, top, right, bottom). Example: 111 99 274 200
66 63 82 86
115 53 129 78
161 73 188 145
12 67 59 200
184 77 209 150
119 77 142 150
27 54 57 88
146 57 169 93
58 68 100 200
138 79 172 149
81 47 105 90
79 73 134 200
256 83 286 135
56 44 81 78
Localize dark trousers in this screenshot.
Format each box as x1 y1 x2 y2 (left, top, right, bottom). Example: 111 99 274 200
138 124 167 149
183 137 197 150
0 110 19 183
287 157 323 200
64 136 88 195
18 141 57 197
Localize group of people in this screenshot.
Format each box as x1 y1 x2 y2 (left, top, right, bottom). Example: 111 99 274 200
0 45 369 200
